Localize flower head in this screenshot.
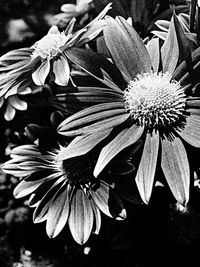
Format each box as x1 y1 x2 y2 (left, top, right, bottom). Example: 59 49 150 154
32 26 69 60
124 72 186 129
0 3 111 98
3 144 126 244
57 15 200 207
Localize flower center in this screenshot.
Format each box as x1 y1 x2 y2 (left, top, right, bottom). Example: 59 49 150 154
59 156 95 187
32 33 68 59
124 72 186 129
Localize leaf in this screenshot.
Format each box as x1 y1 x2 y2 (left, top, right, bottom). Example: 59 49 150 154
161 136 190 205
104 16 151 80
135 131 160 204
68 189 94 244
46 183 70 238
94 124 144 177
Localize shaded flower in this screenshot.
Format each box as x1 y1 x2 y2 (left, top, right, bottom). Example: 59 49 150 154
2 144 126 244
57 15 200 206
54 0 92 28
0 3 111 95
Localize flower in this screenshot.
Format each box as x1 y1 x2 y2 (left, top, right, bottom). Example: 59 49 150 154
54 0 92 28
0 3 111 95
3 144 126 244
57 15 200 206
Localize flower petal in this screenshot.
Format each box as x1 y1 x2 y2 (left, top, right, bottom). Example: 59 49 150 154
161 136 190 205
57 130 112 161
90 199 101 235
32 60 50 85
90 181 112 218
94 124 144 177
135 130 160 204
58 102 128 136
9 96 27 111
68 189 94 244
4 104 16 121
14 179 44 199
177 114 200 147
104 16 151 80
53 54 70 86
46 183 70 238
33 178 65 223
161 14 179 74
146 38 160 73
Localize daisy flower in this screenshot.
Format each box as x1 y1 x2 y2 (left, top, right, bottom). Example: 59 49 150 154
3 144 126 244
0 3 111 94
57 15 200 206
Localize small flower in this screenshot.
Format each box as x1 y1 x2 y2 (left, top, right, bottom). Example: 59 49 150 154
54 0 92 28
57 15 200 206
0 3 111 96
3 144 126 244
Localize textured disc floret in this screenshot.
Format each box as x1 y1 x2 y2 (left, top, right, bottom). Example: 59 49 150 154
124 72 186 129
32 27 69 59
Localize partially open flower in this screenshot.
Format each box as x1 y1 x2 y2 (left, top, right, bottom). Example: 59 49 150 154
3 144 126 244
0 3 111 101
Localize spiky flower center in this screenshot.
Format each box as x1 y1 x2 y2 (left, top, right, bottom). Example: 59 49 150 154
32 32 68 59
124 72 186 129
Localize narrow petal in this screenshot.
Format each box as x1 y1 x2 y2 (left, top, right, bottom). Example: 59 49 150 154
90 181 112 218
94 125 144 177
161 15 179 74
58 102 128 136
57 130 112 161
33 179 65 223
161 137 190 205
104 16 151 80
176 114 200 147
46 183 70 238
90 199 101 235
32 60 50 85
14 179 44 199
53 55 70 86
68 189 94 244
146 38 160 73
135 131 160 204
